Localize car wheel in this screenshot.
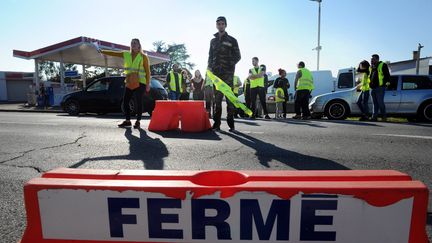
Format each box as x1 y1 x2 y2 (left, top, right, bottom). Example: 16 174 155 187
64 100 80 116
325 100 349 120
418 101 432 122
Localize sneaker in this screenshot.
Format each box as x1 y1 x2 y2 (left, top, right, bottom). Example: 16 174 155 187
229 127 236 132
212 123 221 131
250 115 256 120
292 115 302 119
302 115 311 120
118 120 132 127
265 115 271 119
133 121 140 129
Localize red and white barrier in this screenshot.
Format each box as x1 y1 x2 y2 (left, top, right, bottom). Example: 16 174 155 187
20 169 429 243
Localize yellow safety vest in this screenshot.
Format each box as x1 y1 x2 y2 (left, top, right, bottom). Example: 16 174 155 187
275 87 285 102
369 62 384 87
361 73 370 92
123 52 146 84
169 71 183 92
296 68 314 91
233 75 240 94
250 67 265 89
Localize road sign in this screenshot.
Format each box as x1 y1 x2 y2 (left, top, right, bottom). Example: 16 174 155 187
20 169 429 243
64 70 79 78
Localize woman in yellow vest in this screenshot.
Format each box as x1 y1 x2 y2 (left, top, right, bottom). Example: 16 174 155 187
100 38 151 129
356 60 371 121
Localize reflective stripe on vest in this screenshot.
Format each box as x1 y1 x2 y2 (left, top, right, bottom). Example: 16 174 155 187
233 76 240 94
169 71 183 92
275 87 285 102
296 68 314 91
250 67 265 88
361 73 370 91
123 52 146 84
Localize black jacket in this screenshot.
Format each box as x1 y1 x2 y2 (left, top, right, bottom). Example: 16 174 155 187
208 32 241 78
369 62 390 89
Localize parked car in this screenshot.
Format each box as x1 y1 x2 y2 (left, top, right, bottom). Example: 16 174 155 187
309 75 432 122
61 77 168 116
237 82 294 115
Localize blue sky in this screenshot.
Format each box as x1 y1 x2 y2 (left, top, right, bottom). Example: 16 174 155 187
1 0 431 80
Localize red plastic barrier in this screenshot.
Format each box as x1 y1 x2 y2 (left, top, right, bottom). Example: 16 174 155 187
147 101 179 131
148 100 211 132
21 169 429 243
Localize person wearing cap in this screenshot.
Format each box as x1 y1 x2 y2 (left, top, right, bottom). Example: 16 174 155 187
208 16 241 131
293 61 314 120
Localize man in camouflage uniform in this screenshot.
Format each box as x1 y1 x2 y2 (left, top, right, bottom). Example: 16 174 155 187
207 16 241 131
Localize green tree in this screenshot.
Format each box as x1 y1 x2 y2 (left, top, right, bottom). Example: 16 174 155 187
38 61 77 83
150 41 195 76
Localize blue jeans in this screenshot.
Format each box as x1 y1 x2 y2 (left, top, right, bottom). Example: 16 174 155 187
356 90 370 116
169 91 180 100
371 86 386 118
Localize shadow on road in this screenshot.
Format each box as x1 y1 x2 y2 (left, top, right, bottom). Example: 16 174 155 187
56 113 151 120
153 130 221 140
69 128 167 169
221 130 350 170
272 119 328 128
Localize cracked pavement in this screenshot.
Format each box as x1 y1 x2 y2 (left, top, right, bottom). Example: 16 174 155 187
0 112 431 242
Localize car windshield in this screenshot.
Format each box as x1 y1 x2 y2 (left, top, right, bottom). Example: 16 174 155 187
87 80 110 92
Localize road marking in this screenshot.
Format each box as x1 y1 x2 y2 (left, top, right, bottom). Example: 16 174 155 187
373 134 432 140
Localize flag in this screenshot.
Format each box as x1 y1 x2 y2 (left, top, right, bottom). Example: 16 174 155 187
206 70 253 117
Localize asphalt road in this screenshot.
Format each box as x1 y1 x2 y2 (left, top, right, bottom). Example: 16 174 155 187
1 111 431 242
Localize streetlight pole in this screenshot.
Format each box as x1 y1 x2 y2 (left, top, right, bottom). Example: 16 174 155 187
310 0 322 71
416 43 424 75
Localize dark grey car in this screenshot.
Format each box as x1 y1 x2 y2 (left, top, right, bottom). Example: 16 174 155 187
61 77 168 116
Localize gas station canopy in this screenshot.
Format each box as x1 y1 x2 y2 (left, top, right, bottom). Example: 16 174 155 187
13 36 170 68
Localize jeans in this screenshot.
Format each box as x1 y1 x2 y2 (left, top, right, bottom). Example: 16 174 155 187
294 90 311 117
169 91 180 100
356 90 370 116
250 87 268 116
371 86 386 118
123 84 145 121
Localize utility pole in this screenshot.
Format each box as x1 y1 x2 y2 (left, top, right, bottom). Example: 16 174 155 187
310 0 322 71
416 43 424 75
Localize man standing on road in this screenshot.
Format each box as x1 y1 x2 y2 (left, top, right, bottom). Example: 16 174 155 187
293 61 314 120
369 54 390 122
166 64 183 100
249 57 271 119
208 16 241 131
